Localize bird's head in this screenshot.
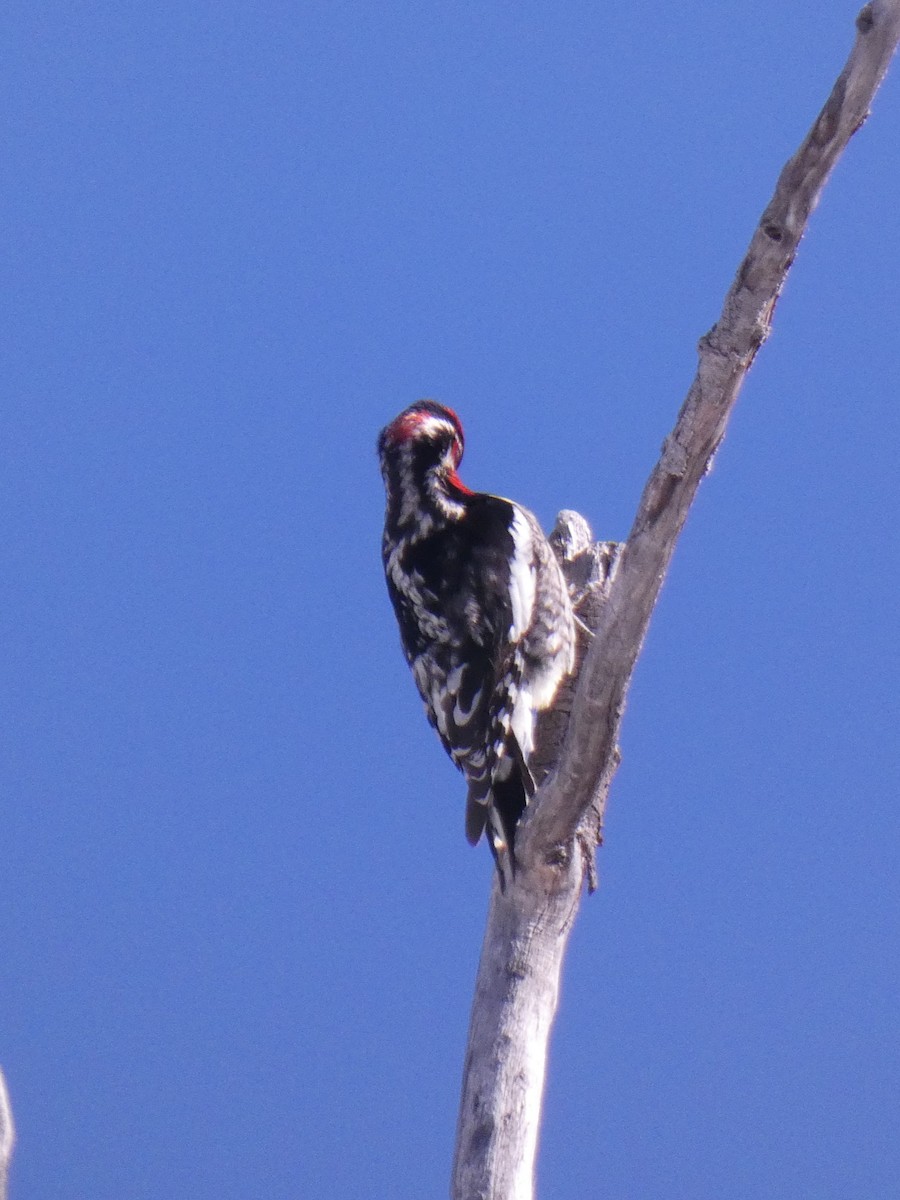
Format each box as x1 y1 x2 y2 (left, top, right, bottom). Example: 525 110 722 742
378 400 466 479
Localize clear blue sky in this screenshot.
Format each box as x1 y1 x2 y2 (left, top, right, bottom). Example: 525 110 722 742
3 2 898 1197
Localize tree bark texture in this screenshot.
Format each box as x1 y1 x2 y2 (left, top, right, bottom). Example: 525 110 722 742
451 5 900 1198
451 871 581 1200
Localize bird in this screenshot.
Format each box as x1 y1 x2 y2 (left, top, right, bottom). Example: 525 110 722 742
378 400 576 877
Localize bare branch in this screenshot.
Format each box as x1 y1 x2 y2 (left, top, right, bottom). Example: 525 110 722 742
451 869 582 1200
523 0 900 866
453 7 900 1197
0 1068 14 1200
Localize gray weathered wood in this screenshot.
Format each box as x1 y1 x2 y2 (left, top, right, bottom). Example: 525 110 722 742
451 867 580 1200
451 5 900 1197
0 1067 14 1200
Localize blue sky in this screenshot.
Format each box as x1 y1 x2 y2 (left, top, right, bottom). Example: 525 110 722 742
2 2 898 1197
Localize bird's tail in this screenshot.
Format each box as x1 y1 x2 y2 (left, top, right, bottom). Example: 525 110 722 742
466 744 535 885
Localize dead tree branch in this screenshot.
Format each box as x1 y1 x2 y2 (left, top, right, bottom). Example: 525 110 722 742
0 1067 13 1200
451 5 900 1197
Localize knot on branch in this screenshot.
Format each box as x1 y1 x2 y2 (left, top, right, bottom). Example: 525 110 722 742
857 4 875 33
660 434 688 479
548 509 621 635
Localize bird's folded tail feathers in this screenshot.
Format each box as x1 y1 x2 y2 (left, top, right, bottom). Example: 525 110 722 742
464 793 488 846
465 750 536 884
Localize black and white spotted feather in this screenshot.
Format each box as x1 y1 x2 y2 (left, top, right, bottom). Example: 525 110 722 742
378 400 576 874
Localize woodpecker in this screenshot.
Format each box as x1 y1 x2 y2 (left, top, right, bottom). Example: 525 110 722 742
378 400 576 875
